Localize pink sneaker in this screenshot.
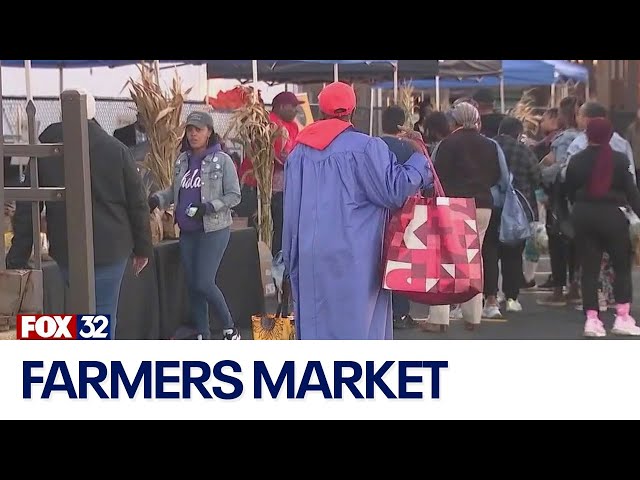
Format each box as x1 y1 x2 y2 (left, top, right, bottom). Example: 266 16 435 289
612 315 640 336
584 311 606 338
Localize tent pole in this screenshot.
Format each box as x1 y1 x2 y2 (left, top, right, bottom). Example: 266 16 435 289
377 88 383 136
369 87 374 135
499 75 505 113
435 76 440 110
334 64 339 82
393 62 398 104
153 60 160 84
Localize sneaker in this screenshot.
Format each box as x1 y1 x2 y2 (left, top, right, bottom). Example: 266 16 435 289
611 315 640 336
521 279 537 290
482 304 502 319
506 298 523 312
393 314 417 329
537 292 567 307
222 328 241 340
537 275 554 291
584 317 606 338
449 307 463 320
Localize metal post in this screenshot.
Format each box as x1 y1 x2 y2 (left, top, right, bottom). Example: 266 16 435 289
0 61 5 266
60 90 95 314
26 101 41 269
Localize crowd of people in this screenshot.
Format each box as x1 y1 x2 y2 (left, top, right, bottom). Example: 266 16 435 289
279 84 640 340
383 89 640 338
5 82 640 342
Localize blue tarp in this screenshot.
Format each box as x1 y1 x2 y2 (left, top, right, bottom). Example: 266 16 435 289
543 60 589 83
374 60 558 90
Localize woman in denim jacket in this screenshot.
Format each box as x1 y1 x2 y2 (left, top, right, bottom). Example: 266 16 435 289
149 111 242 340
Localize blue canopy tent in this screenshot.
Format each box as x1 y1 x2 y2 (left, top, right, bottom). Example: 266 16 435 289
544 60 589 83
372 60 587 113
374 60 555 89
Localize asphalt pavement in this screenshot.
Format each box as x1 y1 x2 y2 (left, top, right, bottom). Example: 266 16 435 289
238 256 640 341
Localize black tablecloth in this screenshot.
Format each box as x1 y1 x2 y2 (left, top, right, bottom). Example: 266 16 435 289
42 227 264 339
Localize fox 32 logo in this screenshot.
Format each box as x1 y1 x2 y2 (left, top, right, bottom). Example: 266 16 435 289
17 314 112 340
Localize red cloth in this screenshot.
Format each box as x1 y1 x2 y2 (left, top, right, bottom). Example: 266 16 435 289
239 156 257 188
269 111 299 170
586 117 615 198
295 118 353 150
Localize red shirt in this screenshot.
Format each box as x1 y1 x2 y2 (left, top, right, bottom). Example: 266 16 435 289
269 111 299 170
238 156 257 188
237 112 299 190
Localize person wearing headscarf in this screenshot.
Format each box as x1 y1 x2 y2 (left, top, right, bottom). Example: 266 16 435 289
564 118 640 337
423 102 501 332
282 82 432 340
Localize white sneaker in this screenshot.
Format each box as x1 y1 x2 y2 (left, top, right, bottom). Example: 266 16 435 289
506 299 523 312
482 304 502 319
222 328 241 340
584 317 606 338
611 315 640 336
449 307 463 320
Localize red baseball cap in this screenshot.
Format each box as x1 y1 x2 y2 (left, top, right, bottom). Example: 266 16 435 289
272 91 303 109
318 82 356 118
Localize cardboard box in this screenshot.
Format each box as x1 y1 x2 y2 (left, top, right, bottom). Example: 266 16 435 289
0 269 43 317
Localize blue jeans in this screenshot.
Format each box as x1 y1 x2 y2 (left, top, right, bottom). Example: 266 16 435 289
179 228 234 339
59 258 128 340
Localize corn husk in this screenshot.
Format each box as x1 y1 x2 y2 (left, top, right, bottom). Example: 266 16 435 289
127 62 192 190
509 90 543 139
399 83 415 129
224 87 283 249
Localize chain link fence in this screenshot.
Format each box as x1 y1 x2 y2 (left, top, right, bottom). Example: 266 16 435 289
1 96 236 141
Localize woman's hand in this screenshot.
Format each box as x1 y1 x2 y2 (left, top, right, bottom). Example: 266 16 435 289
133 256 149 276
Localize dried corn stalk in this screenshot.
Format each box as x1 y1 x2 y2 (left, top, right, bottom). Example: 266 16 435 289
399 83 415 129
509 89 543 139
224 87 283 249
127 62 192 190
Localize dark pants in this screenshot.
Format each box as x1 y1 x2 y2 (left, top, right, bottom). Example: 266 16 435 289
59 258 128 340
548 234 576 287
546 207 577 288
271 191 284 257
482 209 526 300
573 203 632 312
392 293 410 317
237 185 258 231
179 228 234 339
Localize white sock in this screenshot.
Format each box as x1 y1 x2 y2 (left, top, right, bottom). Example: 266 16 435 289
223 328 234 335
523 260 538 283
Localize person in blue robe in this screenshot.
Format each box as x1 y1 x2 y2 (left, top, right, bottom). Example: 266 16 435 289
282 82 433 340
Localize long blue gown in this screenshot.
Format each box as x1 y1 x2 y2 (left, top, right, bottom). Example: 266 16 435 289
282 121 432 340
